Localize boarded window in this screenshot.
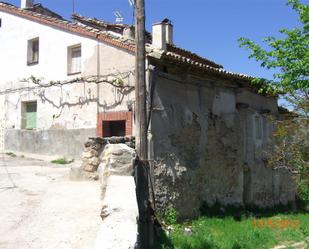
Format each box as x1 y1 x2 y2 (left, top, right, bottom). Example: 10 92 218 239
22 101 37 129
255 116 262 140
102 120 125 137
67 44 81 74
27 38 39 65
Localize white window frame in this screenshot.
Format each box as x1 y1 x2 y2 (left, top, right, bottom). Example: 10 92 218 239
67 44 81 75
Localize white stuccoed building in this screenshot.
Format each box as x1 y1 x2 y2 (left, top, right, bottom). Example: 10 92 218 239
0 0 137 157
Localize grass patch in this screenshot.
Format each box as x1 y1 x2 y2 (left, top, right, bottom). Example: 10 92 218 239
153 213 309 249
5 152 17 157
51 157 73 165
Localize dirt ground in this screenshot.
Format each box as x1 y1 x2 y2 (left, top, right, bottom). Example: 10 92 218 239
0 154 102 249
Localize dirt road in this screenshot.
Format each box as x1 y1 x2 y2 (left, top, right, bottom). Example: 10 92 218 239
0 154 101 249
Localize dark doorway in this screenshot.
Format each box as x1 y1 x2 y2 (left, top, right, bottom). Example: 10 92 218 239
102 120 126 137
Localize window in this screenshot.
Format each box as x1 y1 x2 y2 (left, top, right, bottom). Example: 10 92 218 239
255 116 262 140
0 18 2 28
22 101 37 129
27 38 39 65
67 44 81 75
102 120 126 137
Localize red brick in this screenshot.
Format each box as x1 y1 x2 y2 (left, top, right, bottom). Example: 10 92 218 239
97 111 132 137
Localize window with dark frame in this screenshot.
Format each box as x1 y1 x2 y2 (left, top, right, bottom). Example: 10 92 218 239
27 38 39 65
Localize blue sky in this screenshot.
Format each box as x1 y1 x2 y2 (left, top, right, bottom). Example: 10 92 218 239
6 0 303 80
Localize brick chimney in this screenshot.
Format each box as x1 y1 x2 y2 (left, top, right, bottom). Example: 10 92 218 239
21 0 34 9
152 18 173 50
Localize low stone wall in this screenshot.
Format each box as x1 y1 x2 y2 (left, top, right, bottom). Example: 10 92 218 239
81 136 135 173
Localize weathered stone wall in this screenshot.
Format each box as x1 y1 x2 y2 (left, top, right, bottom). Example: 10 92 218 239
150 71 295 219
81 136 135 172
239 107 296 208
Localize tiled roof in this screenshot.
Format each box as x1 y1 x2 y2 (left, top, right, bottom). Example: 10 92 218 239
0 2 135 53
72 13 130 33
72 13 153 42
166 44 223 69
0 2 259 88
162 48 252 81
28 3 64 19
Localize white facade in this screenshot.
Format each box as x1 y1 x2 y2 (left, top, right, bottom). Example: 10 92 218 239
0 7 135 157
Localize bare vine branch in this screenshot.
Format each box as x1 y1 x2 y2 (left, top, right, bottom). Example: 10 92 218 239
0 71 135 95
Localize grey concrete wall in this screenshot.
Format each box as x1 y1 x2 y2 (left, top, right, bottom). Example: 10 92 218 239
150 71 295 219
5 128 96 158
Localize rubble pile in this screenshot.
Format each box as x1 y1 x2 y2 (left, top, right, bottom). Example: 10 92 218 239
81 136 135 173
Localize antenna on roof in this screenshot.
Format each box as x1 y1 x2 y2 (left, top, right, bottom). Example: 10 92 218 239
128 0 135 25
113 10 124 23
72 0 75 14
128 0 135 7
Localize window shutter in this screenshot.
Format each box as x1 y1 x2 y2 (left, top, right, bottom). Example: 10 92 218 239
26 102 37 129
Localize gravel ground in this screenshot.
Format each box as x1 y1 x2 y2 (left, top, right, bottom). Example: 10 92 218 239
0 154 102 249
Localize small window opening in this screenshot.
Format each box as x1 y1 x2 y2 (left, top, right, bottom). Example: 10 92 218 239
255 116 262 140
0 18 2 28
102 120 126 137
163 66 168 73
27 37 39 65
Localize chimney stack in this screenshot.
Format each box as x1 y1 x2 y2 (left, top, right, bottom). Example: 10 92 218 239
21 0 34 9
152 18 173 50
123 26 135 40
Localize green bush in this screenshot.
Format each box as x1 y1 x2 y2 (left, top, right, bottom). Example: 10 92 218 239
5 152 16 157
296 179 309 211
51 157 73 164
164 207 178 225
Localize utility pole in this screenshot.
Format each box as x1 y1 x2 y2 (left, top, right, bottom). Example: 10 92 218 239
135 0 147 160
135 0 153 248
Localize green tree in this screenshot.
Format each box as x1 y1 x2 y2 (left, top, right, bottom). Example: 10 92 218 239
238 0 309 208
238 0 308 98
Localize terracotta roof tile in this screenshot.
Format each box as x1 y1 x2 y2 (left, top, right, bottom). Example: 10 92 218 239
0 2 135 53
166 44 223 69
161 49 252 81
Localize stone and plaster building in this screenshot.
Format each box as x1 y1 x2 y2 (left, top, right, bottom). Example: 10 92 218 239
0 0 295 218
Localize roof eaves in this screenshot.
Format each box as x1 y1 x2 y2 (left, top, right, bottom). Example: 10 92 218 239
161 51 252 80
0 2 135 53
166 43 223 69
